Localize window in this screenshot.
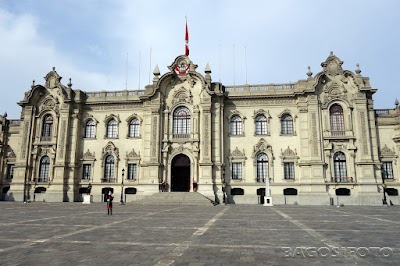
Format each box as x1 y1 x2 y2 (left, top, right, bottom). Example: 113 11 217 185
173 106 191 135
42 115 53 138
39 156 50 182
333 152 347 182
129 118 140 138
330 104 344 134
284 162 295 180
85 119 96 138
127 164 137 180
255 115 268 135
104 155 115 181
82 164 91 180
382 162 394 179
256 153 268 182
232 162 242 180
281 114 293 135
230 115 243 135
6 164 15 179
106 119 118 138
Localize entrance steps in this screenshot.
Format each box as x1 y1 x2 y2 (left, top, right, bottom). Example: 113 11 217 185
136 192 216 206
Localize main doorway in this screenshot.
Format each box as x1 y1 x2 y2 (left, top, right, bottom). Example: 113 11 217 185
171 154 190 192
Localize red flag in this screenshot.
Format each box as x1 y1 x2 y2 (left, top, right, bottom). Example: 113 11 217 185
185 19 189 56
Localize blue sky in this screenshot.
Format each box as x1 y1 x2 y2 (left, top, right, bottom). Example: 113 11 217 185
0 0 399 118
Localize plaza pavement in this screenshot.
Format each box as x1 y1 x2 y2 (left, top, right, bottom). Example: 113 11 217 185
0 202 399 265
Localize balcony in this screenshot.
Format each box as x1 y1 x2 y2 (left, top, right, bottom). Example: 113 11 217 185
331 177 353 183
323 130 354 140
172 134 190 139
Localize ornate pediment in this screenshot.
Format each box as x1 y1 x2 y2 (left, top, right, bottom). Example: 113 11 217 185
230 147 245 158
168 55 198 78
44 67 62 89
380 144 397 158
126 148 140 159
253 138 272 157
281 146 297 157
172 88 193 105
102 141 119 158
321 52 344 77
39 97 60 114
82 149 96 160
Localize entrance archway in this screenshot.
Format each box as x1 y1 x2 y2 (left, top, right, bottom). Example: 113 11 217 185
171 154 190 192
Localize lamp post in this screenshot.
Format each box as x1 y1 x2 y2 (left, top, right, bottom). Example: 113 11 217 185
382 165 388 206
120 168 125 205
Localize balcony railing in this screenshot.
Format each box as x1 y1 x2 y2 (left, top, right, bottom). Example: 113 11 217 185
256 178 266 183
172 133 190 139
332 177 353 183
323 130 354 138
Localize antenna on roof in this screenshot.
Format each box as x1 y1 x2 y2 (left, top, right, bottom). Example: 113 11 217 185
218 44 221 83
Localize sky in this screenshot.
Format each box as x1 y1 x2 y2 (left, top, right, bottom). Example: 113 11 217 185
0 0 399 119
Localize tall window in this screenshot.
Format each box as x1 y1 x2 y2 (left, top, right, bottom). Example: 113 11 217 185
232 162 242 180
382 162 394 179
230 115 243 135
6 164 15 179
42 115 53 138
39 156 50 182
82 164 91 180
281 114 293 135
104 155 115 181
85 119 96 138
129 118 140 138
128 164 137 180
330 104 344 133
173 106 191 135
107 119 118 138
256 153 268 182
255 115 268 135
333 152 347 182
284 162 295 180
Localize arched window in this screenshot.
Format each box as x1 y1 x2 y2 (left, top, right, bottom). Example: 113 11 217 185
129 118 140 138
333 152 347 182
256 153 268 182
230 115 243 135
104 155 115 182
255 115 268 135
39 156 50 182
42 115 53 138
173 106 191 135
281 114 293 135
330 104 344 134
85 119 96 138
106 119 118 138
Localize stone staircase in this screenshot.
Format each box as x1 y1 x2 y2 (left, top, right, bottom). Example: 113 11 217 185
135 192 216 206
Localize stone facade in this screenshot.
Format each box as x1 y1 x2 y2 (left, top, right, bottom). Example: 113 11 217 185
0 53 399 205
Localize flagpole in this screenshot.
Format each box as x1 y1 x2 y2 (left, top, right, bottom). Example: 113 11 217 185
148 47 152 84
245 45 248 84
233 44 235 86
125 53 128 90
138 51 141 89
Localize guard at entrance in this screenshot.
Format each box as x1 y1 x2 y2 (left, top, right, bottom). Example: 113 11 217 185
106 191 114 215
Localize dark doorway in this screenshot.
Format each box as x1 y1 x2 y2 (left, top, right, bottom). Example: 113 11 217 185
257 188 265 204
102 187 114 202
171 154 190 192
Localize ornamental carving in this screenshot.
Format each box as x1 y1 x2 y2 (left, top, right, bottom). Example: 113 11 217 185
82 149 96 160
321 53 344 77
252 138 273 158
380 145 397 158
101 141 119 165
281 146 297 157
126 148 140 159
229 147 246 160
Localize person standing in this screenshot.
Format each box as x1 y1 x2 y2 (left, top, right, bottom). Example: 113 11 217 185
106 191 114 215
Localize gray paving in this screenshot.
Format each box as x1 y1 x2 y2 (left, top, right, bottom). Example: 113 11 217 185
0 203 399 265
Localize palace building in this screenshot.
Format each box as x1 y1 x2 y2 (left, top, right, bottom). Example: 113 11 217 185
0 53 399 205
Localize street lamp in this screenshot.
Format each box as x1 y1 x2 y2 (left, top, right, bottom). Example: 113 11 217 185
120 168 125 205
381 165 388 206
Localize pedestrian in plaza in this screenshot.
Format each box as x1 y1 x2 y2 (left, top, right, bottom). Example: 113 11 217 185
106 191 114 215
